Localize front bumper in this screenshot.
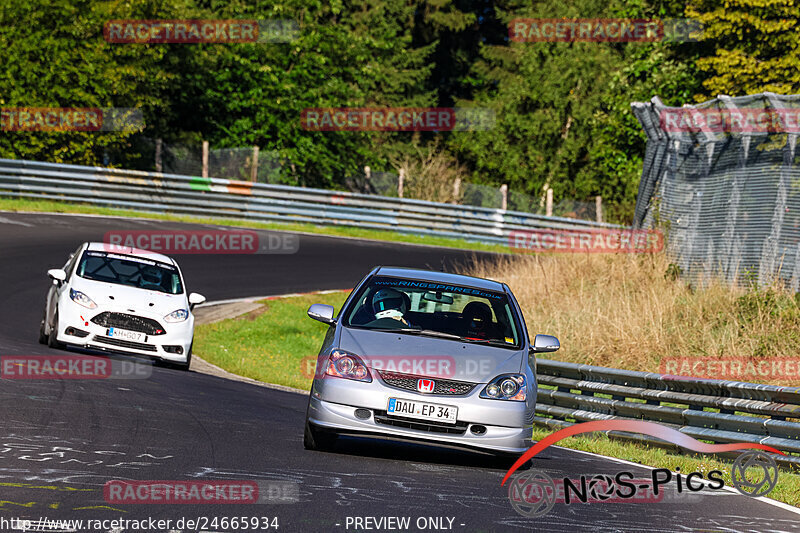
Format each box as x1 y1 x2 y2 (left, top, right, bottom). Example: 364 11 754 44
307 375 533 454
55 302 192 363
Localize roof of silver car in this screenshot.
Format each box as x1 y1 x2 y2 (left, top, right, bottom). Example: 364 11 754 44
374 266 507 292
85 242 176 266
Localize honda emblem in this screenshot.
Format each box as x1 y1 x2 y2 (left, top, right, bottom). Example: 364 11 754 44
417 379 435 393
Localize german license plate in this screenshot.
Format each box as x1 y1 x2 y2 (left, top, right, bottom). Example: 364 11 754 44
107 327 146 343
387 398 457 424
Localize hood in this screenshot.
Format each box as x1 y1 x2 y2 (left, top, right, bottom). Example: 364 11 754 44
71 277 188 318
338 327 524 383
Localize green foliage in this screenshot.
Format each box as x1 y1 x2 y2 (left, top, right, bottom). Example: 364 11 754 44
4 0 793 223
736 289 800 324
687 0 800 98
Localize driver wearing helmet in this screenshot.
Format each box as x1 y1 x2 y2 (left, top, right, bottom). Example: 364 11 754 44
140 265 164 291
372 288 411 326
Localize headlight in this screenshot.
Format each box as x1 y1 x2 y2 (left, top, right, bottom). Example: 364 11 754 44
69 289 97 309
325 349 372 382
480 374 526 401
164 309 189 323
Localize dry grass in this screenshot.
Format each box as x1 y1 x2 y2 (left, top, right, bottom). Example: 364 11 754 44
466 252 800 384
390 142 465 203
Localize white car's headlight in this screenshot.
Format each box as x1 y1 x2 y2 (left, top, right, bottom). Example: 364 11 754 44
480 374 526 401
69 289 97 309
164 309 189 323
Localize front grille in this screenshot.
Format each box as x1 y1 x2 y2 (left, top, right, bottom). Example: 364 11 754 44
378 370 476 396
91 312 165 335
374 410 468 434
92 335 157 352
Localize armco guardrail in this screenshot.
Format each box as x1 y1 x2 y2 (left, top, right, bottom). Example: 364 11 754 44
536 359 800 468
0 159 619 246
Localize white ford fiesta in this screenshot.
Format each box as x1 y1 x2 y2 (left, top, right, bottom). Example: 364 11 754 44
39 242 206 370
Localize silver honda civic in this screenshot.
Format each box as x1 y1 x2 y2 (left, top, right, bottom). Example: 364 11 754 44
303 266 560 455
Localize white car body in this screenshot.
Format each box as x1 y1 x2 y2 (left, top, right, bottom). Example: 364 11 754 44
41 242 205 369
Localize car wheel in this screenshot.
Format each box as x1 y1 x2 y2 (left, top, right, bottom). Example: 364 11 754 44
303 420 337 451
47 309 63 349
38 310 48 345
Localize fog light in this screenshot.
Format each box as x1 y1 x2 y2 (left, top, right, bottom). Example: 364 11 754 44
162 345 184 355
470 425 487 435
355 408 371 420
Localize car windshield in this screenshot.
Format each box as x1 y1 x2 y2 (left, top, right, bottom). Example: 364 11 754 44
76 250 184 295
343 276 522 347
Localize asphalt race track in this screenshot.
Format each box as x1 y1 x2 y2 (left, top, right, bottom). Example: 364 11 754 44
0 212 798 533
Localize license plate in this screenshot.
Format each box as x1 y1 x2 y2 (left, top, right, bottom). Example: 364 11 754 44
387 398 458 424
107 327 146 343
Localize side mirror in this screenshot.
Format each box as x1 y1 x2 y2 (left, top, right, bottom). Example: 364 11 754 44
308 304 335 325
531 334 560 353
188 293 206 310
47 269 67 284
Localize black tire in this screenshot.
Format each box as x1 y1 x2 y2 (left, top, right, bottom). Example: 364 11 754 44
47 309 62 349
38 311 48 345
303 420 337 451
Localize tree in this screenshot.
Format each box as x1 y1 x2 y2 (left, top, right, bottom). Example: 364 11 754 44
0 0 178 164
687 0 800 98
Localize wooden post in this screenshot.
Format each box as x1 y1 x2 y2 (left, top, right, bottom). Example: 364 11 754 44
546 188 553 217
595 195 603 223
155 138 162 172
250 146 259 182
398 168 405 198
453 178 461 204
500 184 508 210
202 141 209 178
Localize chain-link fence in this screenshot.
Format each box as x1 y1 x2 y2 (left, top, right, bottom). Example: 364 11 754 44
110 137 602 220
632 93 800 289
343 171 400 196
115 138 286 184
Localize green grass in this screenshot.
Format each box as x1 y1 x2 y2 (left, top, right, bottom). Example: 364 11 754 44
194 291 350 391
195 291 800 508
0 197 510 254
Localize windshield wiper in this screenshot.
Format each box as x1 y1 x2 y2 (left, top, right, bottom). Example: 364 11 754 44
366 327 515 346
368 327 462 340
459 337 517 347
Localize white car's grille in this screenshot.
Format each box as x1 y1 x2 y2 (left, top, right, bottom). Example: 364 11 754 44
91 312 165 335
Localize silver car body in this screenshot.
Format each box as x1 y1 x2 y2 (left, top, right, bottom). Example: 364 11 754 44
306 266 557 454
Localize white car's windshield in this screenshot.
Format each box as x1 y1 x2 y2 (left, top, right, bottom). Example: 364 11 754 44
344 276 521 346
76 250 184 295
